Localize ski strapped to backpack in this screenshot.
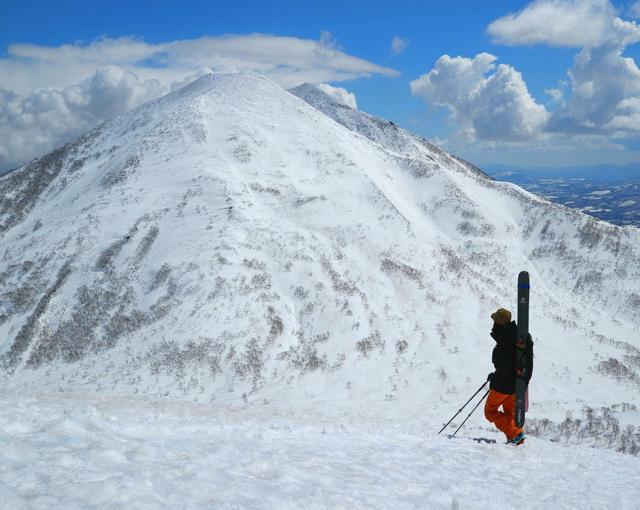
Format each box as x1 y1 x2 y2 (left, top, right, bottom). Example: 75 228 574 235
514 271 534 428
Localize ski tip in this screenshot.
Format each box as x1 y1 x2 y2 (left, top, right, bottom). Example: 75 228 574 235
472 437 497 444
447 435 497 444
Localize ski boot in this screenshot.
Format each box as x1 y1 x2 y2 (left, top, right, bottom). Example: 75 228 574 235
508 432 526 446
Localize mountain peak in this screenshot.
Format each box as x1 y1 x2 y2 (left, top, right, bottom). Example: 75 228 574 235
174 71 280 100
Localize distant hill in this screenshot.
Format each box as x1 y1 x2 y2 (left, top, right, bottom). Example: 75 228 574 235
486 163 640 182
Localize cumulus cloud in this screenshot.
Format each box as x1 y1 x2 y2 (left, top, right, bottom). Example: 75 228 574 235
316 83 358 109
410 53 549 142
0 66 163 171
0 34 396 170
486 0 640 138
412 1 640 162
67 65 164 121
487 0 640 47
630 1 640 19
605 97 640 130
548 44 640 133
545 87 565 103
391 37 409 55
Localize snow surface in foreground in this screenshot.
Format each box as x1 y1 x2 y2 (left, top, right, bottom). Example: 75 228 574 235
1 394 639 510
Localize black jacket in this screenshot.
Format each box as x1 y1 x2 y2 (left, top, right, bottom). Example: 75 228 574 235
490 321 519 394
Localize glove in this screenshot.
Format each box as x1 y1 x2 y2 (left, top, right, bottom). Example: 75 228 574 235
487 372 494 382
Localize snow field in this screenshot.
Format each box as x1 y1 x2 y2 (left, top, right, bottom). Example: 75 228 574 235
1 393 639 510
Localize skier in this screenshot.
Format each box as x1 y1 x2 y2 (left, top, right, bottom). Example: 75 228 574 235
484 307 533 445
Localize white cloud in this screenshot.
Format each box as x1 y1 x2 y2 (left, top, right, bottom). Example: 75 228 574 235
629 1 640 19
412 1 640 162
0 65 164 171
1 38 163 96
0 34 397 96
483 0 640 144
548 44 640 133
410 53 549 142
545 87 564 102
316 83 357 108
0 34 396 170
487 0 640 48
67 65 164 121
391 37 409 55
605 97 640 130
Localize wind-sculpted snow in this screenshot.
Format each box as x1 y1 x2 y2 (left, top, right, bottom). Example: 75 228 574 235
1 394 639 509
0 73 639 454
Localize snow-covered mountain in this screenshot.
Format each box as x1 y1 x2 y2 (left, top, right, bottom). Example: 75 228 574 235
1 73 639 441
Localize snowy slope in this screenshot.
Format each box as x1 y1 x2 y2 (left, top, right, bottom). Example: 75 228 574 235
290 82 492 181
1 73 639 446
2 393 639 510
294 83 640 322
290 82 640 421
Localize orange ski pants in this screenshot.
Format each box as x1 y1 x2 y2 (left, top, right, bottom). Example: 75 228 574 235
484 389 524 440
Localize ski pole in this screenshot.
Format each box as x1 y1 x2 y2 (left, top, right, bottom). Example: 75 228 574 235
438 380 489 434
449 388 490 438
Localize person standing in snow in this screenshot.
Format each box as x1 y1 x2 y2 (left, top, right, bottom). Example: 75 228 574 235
484 308 532 445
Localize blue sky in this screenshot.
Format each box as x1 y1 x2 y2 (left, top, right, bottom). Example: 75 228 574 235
1 0 640 172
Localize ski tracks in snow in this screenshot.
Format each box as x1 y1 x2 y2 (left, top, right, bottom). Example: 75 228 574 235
0 394 638 509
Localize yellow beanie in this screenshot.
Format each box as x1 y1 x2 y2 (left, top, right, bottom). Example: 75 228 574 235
491 308 512 326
